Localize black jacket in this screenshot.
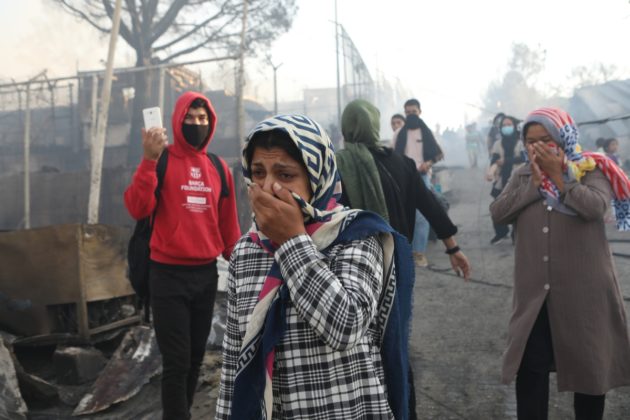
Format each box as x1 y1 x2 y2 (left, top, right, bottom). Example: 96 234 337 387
340 147 457 243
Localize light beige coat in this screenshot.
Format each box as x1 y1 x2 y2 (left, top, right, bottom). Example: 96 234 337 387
490 165 630 395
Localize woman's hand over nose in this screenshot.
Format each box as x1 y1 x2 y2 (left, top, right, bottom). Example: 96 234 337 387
248 182 307 245
533 142 565 192
533 142 564 178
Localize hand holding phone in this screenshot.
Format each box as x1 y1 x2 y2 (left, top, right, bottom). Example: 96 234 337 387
141 107 167 160
143 107 163 129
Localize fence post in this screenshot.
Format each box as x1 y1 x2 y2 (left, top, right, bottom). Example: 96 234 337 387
90 75 98 150
158 67 165 111
23 84 31 229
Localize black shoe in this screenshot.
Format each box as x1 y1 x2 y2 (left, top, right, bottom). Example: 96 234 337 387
490 235 507 245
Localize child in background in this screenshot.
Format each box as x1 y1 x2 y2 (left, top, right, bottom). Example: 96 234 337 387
603 138 621 166
595 137 606 153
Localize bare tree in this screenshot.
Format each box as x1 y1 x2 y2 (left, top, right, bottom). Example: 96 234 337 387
571 63 621 89
482 43 547 120
508 42 546 82
53 0 298 162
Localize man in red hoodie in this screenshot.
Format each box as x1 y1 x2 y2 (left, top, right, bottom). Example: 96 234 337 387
124 92 241 419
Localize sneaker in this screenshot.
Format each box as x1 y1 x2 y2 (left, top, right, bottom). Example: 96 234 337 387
490 235 507 245
413 252 429 267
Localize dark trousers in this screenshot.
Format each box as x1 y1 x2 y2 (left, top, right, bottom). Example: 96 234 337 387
490 190 510 239
516 304 605 420
493 221 510 239
150 261 218 420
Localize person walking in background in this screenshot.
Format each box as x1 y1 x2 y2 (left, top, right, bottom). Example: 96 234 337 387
336 99 470 419
338 99 470 278
465 122 485 168
602 137 621 166
393 98 444 267
391 113 406 133
486 114 524 244
124 92 241 420
595 137 606 153
486 112 506 155
491 107 630 420
216 114 415 419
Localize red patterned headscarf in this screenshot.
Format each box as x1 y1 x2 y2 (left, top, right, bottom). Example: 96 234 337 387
523 107 630 230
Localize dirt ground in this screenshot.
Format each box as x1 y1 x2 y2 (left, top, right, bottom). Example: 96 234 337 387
194 166 630 419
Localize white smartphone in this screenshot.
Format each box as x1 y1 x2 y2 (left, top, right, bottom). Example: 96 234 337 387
142 107 163 129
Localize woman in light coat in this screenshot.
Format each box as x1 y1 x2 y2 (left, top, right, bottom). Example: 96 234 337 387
490 107 630 420
486 115 525 244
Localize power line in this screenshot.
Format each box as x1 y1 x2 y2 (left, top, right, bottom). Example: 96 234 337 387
576 113 630 126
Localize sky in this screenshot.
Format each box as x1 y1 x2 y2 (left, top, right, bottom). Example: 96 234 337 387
2 0 630 129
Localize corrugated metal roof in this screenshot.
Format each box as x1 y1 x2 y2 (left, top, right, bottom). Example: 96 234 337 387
569 79 630 145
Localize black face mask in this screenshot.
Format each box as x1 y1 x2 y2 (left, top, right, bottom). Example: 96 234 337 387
405 113 422 129
182 123 210 149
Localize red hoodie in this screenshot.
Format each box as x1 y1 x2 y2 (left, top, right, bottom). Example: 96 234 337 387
124 91 241 265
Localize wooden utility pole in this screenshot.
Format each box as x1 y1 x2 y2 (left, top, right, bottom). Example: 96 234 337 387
87 0 122 224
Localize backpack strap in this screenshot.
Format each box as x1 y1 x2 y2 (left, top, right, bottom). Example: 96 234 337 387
207 152 229 198
155 149 169 197
150 149 169 228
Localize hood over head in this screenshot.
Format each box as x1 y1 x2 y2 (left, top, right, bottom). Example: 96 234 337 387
171 91 217 153
341 99 381 147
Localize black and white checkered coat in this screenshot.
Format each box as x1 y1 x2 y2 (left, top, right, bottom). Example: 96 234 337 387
216 233 394 419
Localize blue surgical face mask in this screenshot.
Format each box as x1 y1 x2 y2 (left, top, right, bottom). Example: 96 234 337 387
501 126 514 136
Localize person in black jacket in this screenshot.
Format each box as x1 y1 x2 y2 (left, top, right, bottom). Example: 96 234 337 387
336 98 471 420
336 99 470 275
391 98 445 267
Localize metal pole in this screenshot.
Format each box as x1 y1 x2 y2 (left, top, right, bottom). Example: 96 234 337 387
267 58 282 115
48 80 57 143
273 66 278 115
158 67 165 111
19 70 46 229
90 75 98 148
23 84 31 229
334 0 341 127
87 0 122 224
236 0 248 146
69 83 76 152
0 56 238 90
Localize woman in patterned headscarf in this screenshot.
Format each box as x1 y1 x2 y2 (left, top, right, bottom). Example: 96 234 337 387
491 107 630 420
216 114 415 419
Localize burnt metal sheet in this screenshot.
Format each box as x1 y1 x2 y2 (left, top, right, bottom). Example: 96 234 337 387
0 336 28 420
0 224 135 337
73 325 162 416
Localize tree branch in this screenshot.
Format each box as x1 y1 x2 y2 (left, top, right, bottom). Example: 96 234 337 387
153 7 231 52
150 0 188 44
143 0 159 26
124 0 143 46
157 36 222 63
102 0 136 47
58 0 111 33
